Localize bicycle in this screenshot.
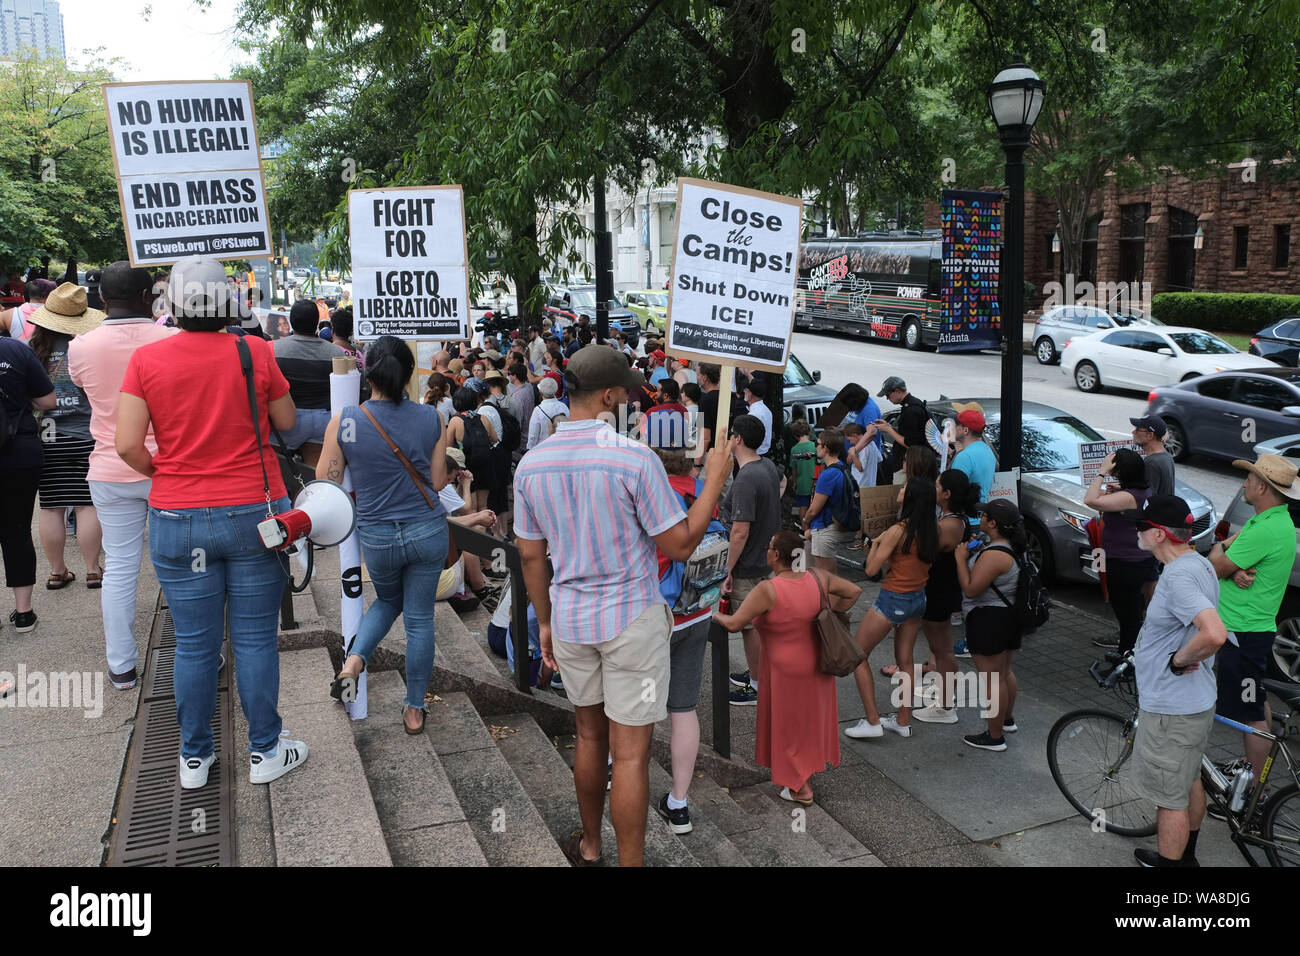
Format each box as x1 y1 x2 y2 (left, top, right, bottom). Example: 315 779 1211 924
1047 651 1300 866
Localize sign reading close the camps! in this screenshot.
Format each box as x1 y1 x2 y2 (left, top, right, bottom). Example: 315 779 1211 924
103 80 273 266
348 185 470 341
666 178 803 371
939 188 1002 353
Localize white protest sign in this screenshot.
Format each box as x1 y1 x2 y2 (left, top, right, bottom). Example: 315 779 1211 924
666 178 802 372
1079 439 1142 484
987 468 1019 505
103 81 272 266
348 186 470 341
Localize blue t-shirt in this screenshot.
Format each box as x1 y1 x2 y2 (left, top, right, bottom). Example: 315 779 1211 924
341 399 446 524
811 464 847 530
649 366 669 386
854 400 883 453
953 440 997 509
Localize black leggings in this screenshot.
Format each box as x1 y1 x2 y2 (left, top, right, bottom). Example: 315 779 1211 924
1108 557 1156 654
0 466 40 589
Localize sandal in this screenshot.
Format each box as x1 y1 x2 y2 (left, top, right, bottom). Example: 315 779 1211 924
403 705 427 735
86 568 104 589
0 678 13 699
46 570 75 590
880 663 934 678
559 830 603 867
329 658 365 703
779 786 814 806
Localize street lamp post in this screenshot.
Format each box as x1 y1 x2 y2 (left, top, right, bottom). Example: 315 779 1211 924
987 60 1046 477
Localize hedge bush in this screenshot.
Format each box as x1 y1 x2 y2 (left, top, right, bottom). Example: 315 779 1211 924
1150 292 1300 333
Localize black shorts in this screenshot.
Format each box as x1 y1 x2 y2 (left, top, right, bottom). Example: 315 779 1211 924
964 606 1022 656
1216 631 1274 722
922 567 961 621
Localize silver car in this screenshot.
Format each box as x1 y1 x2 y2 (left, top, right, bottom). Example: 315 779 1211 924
1032 305 1163 366
884 398 1217 583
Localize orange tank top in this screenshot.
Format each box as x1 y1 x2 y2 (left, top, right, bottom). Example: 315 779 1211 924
883 525 932 593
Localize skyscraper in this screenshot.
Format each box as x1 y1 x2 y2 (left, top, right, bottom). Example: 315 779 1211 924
0 0 66 59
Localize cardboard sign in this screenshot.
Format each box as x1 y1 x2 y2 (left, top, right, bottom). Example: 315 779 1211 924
859 485 900 540
1079 440 1143 484
665 178 802 371
348 186 470 341
987 468 1020 505
103 81 273 266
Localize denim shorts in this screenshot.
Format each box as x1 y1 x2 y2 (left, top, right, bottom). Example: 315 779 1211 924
872 587 927 624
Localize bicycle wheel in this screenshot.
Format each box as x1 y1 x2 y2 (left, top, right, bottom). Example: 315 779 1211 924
1262 784 1300 867
1047 708 1158 837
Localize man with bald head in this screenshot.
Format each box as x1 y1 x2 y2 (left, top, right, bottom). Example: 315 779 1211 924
68 261 177 690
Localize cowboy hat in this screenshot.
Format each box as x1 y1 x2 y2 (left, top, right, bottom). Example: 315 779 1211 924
1233 453 1300 500
26 282 105 336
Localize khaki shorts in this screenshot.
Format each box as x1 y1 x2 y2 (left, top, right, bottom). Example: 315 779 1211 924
727 574 767 631
1133 707 1215 810
811 525 853 558
552 604 672 726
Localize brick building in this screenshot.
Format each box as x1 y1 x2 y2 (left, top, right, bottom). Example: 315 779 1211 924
927 164 1300 311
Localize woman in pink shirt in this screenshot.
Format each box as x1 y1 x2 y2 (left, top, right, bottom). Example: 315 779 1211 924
68 263 177 690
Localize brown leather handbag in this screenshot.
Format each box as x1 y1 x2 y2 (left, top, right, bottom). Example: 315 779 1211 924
812 570 864 677
359 404 459 569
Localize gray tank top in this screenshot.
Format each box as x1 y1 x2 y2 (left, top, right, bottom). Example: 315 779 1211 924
962 542 1020 613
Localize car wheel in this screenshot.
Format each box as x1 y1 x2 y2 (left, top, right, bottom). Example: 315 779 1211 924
1024 519 1055 582
902 318 922 350
1162 416 1190 462
1271 617 1300 682
1074 361 1101 392
1035 337 1058 365
1180 372 1201 382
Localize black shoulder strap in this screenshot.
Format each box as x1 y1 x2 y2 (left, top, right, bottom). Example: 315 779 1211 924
235 337 274 517
980 542 1017 609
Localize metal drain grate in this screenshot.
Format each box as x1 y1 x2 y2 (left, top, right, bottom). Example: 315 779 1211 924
106 593 234 867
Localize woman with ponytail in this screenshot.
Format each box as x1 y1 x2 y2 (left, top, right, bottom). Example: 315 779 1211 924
317 335 451 734
953 497 1026 751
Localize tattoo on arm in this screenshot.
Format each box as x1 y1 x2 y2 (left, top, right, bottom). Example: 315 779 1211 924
326 458 343 481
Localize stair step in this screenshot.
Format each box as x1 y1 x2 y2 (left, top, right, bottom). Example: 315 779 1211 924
501 717 697 867
351 672 487 867
269 648 391 866
645 759 750 867
747 786 884 866
724 786 844 867
434 602 511 687
424 692 567 867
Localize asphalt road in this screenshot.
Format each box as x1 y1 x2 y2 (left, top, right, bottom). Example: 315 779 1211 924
789 329 1253 619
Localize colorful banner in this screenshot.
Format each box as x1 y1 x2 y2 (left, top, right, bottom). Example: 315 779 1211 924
939 189 1002 353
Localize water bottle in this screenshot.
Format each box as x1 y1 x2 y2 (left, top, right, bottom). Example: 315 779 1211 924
1228 767 1255 813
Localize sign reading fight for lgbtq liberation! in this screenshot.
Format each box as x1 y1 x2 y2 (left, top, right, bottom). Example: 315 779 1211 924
348 185 470 341
103 81 273 266
666 178 803 372
938 188 1002 353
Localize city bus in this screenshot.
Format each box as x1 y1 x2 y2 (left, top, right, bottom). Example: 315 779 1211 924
794 231 944 350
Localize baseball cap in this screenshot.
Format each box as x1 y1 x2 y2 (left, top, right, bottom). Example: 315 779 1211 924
957 408 986 432
564 344 645 393
466 376 489 394
878 375 906 397
1130 414 1167 439
167 256 247 320
976 497 1022 529
650 349 667 364
537 376 559 398
1137 495 1196 541
446 447 467 469
744 375 766 400
448 358 464 374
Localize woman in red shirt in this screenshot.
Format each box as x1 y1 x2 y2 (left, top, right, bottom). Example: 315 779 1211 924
117 257 309 792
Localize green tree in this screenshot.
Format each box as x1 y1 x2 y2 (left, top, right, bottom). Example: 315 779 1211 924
0 50 125 276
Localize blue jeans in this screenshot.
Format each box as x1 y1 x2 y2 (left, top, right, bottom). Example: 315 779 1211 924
149 498 290 758
352 515 449 708
277 407 331 451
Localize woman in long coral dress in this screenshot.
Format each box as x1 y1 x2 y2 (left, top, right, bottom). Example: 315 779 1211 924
715 529 861 804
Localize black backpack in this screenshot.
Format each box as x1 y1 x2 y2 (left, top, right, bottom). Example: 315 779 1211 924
985 543 1051 633
489 399 521 453
459 411 493 478
827 462 860 533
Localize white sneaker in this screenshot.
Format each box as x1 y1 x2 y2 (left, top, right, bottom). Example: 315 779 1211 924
249 737 309 784
880 714 912 737
913 704 959 724
844 718 883 739
179 753 215 789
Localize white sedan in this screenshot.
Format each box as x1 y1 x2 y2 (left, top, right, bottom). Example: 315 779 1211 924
1061 325 1271 393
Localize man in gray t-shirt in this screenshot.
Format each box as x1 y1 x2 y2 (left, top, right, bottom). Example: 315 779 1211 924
1130 495 1228 868
1131 414 1175 498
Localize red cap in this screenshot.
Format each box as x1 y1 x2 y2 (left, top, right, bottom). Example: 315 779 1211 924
957 409 986 431
651 349 666 363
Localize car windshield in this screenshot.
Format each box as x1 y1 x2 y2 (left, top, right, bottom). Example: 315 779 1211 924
1170 331 1235 354
985 415 1105 472
568 289 595 310
783 354 815 388
317 283 341 295
645 292 667 307
1112 311 1164 327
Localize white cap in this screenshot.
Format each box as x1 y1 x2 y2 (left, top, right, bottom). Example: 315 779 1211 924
167 256 248 321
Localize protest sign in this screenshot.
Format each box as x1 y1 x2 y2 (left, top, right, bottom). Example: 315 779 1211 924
103 81 273 266
1079 439 1142 484
348 186 470 341
859 485 901 540
987 469 1020 505
666 178 802 372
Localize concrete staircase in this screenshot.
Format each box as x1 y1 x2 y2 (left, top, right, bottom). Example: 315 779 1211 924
244 574 885 866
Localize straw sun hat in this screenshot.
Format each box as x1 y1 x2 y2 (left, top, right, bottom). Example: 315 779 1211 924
26 282 105 336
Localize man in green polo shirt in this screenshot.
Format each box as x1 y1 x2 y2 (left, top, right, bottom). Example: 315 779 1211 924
1208 453 1300 779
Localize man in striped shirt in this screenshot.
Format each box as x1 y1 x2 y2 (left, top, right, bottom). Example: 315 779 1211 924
515 345 732 866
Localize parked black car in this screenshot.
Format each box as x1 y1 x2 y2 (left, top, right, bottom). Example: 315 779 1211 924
1249 316 1300 367
1145 367 1300 462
